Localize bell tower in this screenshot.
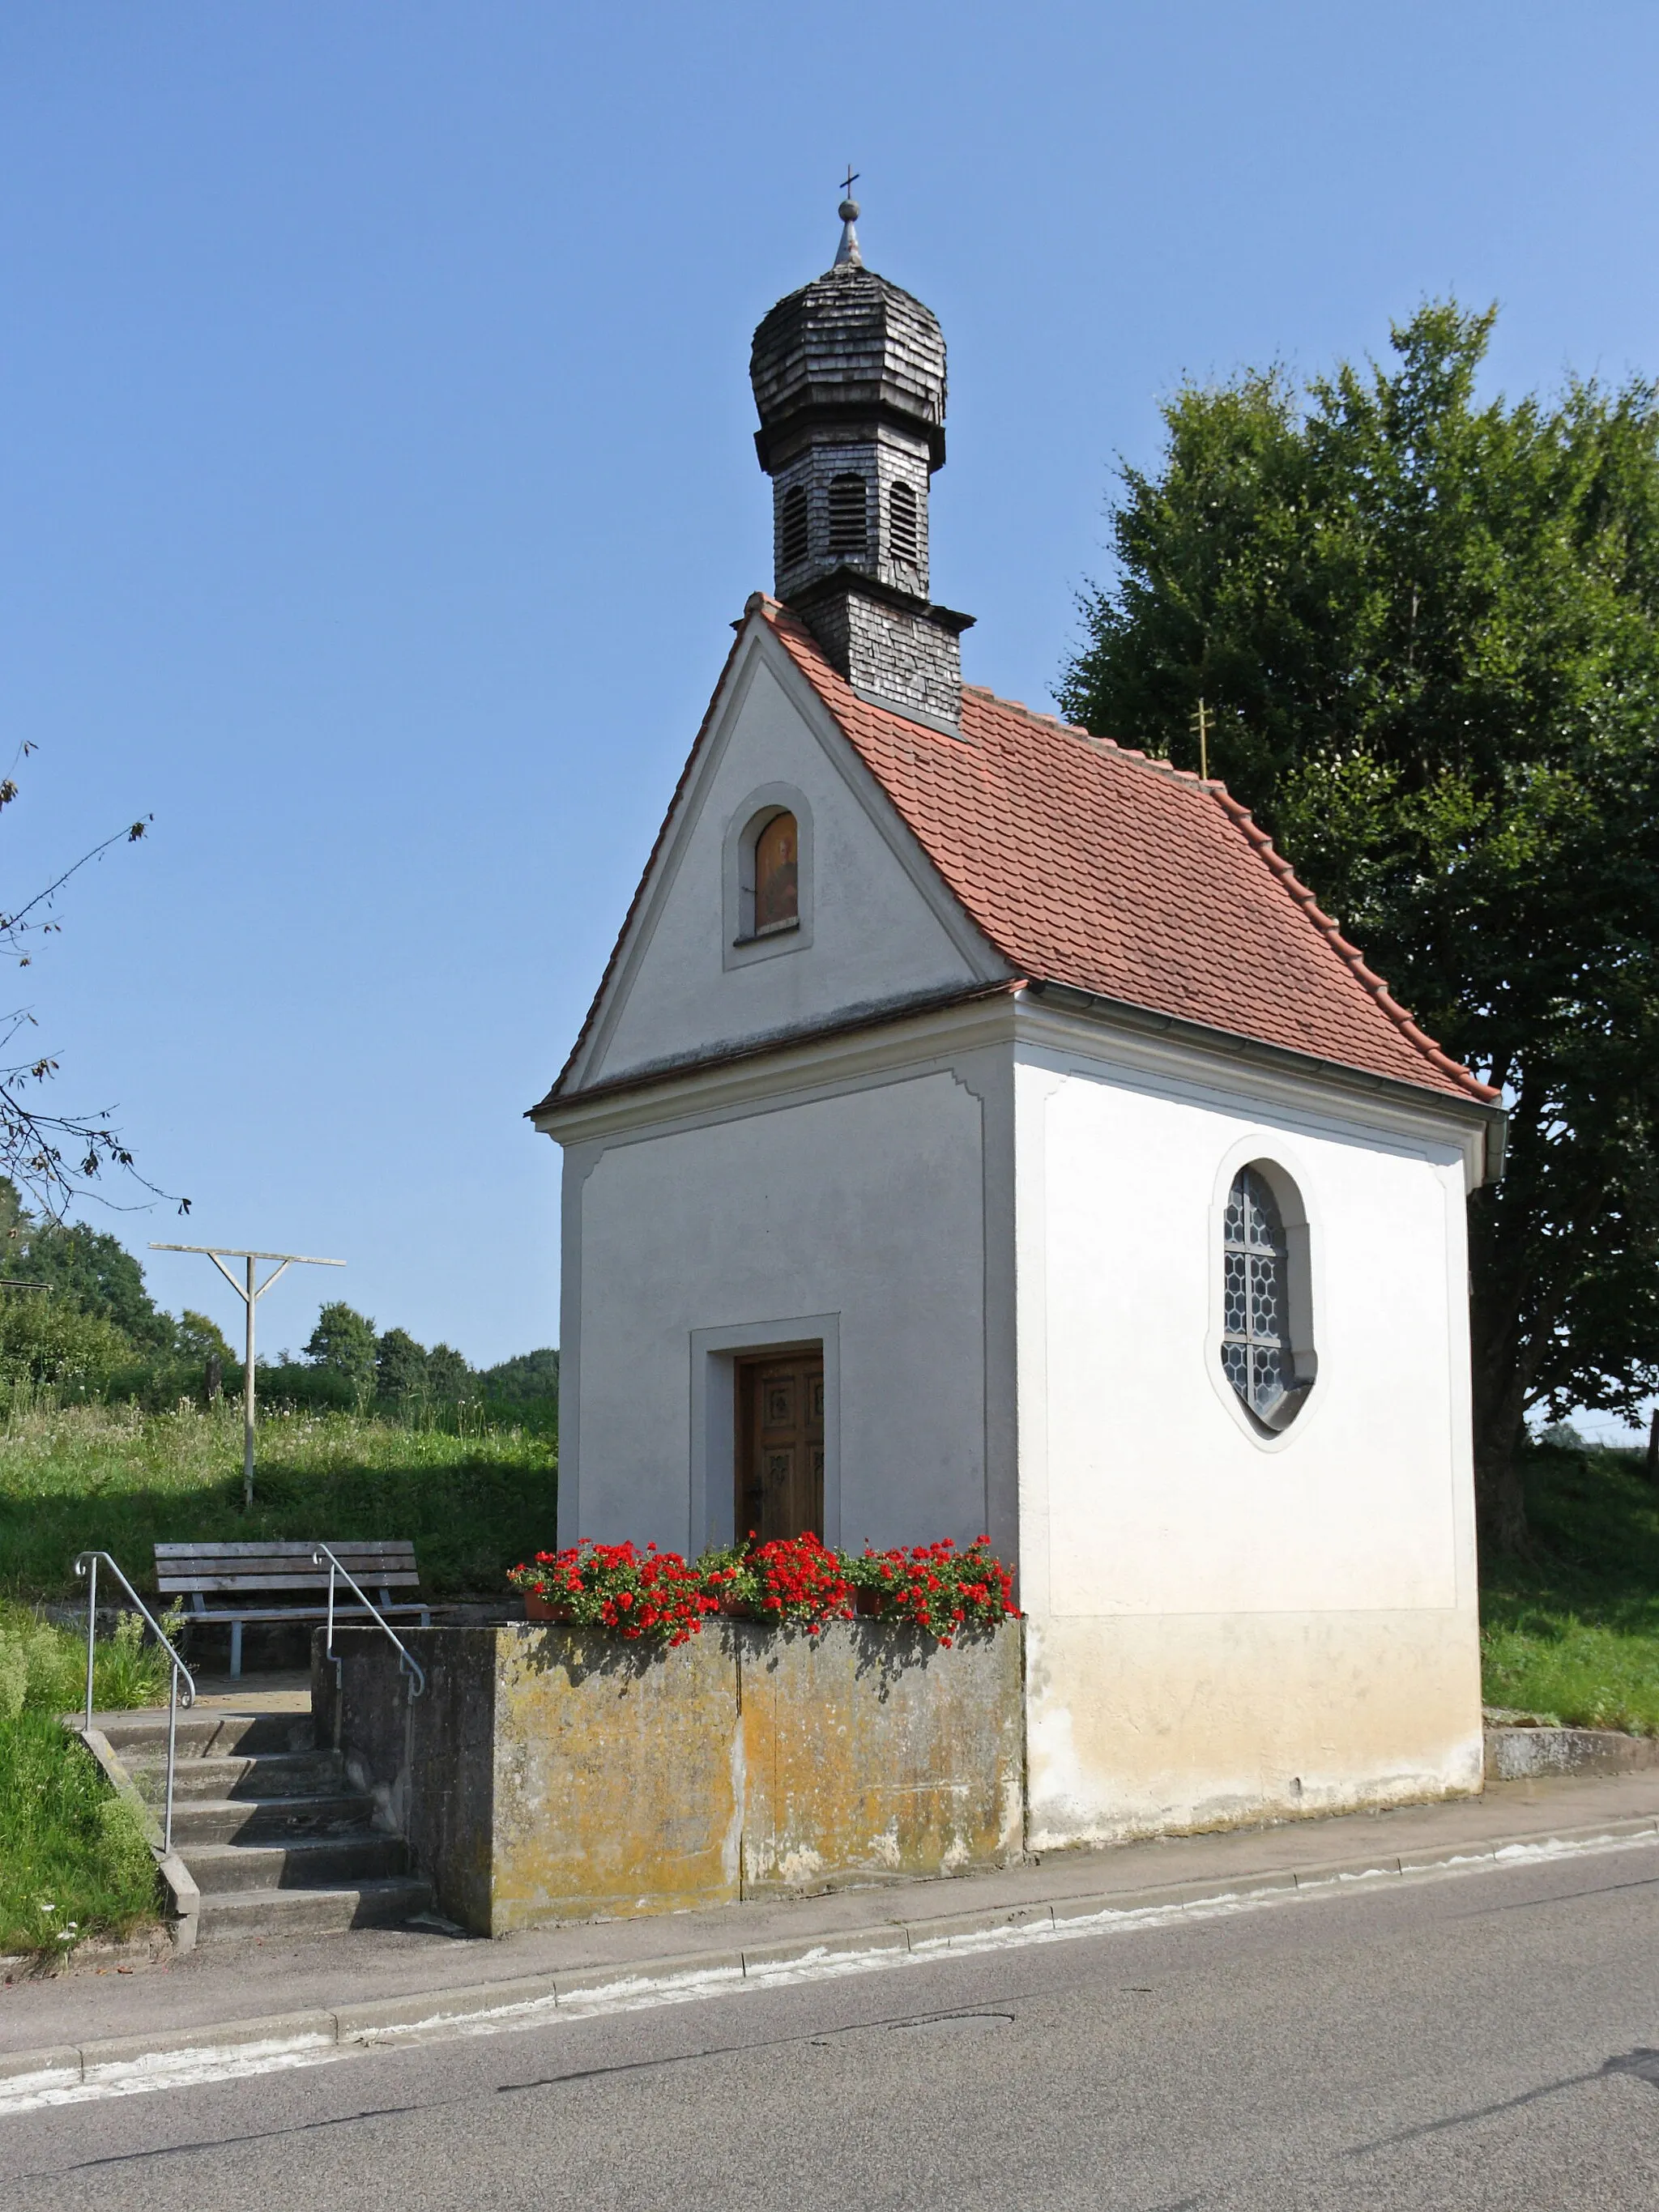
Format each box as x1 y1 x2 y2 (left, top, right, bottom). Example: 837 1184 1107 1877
748 194 972 732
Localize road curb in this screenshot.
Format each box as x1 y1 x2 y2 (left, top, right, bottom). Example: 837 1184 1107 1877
6 1812 1656 2096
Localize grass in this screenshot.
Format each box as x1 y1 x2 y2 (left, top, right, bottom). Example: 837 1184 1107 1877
0 1396 558 1603
1480 1439 1659 1734
0 1605 173 1958
0 1396 558 1958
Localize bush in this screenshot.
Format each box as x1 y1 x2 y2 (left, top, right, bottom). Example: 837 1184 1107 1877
0 1292 134 1406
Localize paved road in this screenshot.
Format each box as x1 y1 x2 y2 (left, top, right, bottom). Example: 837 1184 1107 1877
11 1842 1658 2210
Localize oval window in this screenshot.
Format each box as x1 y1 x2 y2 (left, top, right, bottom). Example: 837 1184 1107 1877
1221 1165 1313 1431
753 812 799 932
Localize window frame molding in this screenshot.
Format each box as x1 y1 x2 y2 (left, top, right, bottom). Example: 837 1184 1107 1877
1205 1134 1325 1451
723 785 814 970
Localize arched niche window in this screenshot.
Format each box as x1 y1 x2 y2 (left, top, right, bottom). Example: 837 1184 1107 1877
752 810 799 933
1221 1163 1316 1433
726 788 812 966
780 482 809 569
827 472 868 556
888 479 919 566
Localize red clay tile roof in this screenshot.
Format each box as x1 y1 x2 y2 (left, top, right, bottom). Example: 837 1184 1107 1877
761 599 1497 1106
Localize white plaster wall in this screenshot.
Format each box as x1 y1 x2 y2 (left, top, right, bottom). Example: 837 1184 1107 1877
586 646 992 1087
1016 1049 1484 1846
565 1067 994 1557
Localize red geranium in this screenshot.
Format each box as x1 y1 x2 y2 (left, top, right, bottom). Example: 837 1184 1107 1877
846 1536 1018 1645
506 1541 717 1647
731 1531 854 1630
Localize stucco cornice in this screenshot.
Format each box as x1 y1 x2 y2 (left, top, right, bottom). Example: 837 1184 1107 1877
535 974 1505 1188
532 985 1020 1144
1016 984 1505 1190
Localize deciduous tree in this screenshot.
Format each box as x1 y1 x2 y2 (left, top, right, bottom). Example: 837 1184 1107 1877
303 1301 378 1405
1060 303 1659 1549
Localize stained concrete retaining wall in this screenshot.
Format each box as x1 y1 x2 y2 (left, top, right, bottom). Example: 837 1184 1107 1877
1484 1724 1659 1782
314 1620 1023 1935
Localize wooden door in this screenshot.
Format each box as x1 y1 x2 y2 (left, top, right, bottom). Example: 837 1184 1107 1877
736 1351 825 1543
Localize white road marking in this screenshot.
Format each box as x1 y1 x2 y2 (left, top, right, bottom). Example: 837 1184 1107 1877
3 1829 1653 2116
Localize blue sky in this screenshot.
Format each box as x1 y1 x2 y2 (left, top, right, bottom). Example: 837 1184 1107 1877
2 3 1656 1413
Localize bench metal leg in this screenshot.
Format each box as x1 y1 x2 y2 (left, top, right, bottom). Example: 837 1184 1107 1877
230 1620 242 1678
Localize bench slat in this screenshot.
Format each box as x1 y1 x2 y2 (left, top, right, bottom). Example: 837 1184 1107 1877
181 1602 430 1622
157 1571 420 1592
153 1541 416 1562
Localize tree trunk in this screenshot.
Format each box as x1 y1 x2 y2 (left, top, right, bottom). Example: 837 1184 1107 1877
1469 1261 1534 1554
1646 1406 1659 1489
1472 1381 1532 1554
1467 1163 1542 1557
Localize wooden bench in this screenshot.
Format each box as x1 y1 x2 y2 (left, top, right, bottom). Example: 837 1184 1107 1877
154 1541 431 1677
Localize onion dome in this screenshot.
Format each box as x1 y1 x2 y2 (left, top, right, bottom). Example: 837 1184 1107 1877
748 201 947 475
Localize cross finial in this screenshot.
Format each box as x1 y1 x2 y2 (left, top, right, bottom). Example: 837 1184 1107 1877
834 168 863 267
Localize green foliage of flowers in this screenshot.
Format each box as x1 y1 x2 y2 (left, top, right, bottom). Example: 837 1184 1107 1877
1480 1439 1659 1733
0 1603 172 1958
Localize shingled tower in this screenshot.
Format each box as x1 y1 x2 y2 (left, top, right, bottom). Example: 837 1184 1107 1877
749 194 972 731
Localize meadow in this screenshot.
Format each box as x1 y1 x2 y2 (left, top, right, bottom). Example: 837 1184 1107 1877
0 1395 558 1604
0 1395 558 1958
1480 1438 1659 1734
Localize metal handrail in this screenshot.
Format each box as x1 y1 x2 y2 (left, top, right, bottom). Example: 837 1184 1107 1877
313 1545 426 1698
72 1552 196 1858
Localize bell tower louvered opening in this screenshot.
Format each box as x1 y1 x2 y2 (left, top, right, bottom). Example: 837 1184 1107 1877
888 479 919 567
828 474 868 556
779 482 810 570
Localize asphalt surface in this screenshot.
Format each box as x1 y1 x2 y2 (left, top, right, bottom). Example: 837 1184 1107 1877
8 1841 1658 2210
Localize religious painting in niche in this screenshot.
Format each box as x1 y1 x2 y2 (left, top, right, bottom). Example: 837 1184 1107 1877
736 1349 825 1542
1221 1165 1311 1432
753 811 799 932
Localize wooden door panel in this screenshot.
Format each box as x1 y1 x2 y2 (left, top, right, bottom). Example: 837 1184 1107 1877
737 1350 825 1543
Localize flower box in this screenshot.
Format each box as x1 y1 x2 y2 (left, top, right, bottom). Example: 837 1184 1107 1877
506 1535 1017 1647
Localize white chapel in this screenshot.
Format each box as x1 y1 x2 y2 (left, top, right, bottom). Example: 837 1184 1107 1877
531 201 1507 1848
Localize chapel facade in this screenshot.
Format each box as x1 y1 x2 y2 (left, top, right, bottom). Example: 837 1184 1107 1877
531 200 1506 1847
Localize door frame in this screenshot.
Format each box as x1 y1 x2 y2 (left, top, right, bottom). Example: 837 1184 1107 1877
689 1313 841 1554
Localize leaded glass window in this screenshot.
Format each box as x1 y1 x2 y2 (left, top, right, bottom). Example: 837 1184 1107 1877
1222 1167 1297 1425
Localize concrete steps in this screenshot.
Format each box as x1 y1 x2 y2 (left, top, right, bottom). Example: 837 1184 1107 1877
168 1793 381 1847
178 1877 433 1941
140 1750 351 1802
96 1702 431 1944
